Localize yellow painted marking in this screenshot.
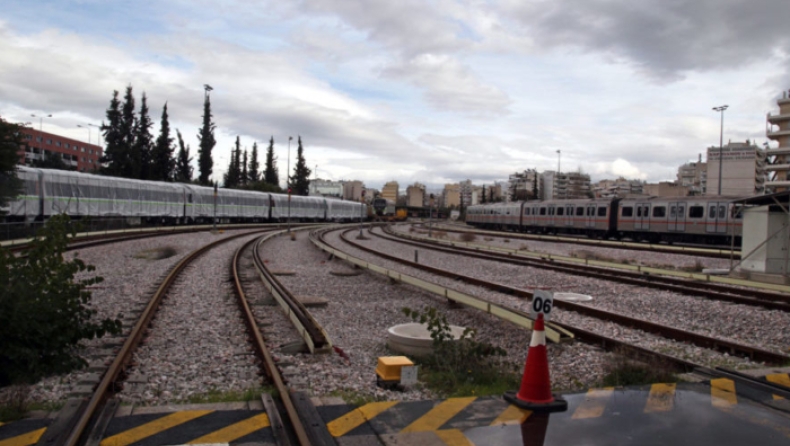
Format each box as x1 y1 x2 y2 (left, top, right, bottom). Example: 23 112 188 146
711 378 737 408
186 412 270 444
100 410 213 446
572 387 614 419
436 428 473 445
327 401 399 437
644 383 676 413
401 397 477 433
766 373 790 400
490 405 531 426
0 427 46 446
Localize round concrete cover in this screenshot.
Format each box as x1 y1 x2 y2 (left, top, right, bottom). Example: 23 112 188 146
553 292 593 302
387 323 467 357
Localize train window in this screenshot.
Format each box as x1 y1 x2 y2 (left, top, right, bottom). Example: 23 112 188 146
718 206 726 219
622 206 633 217
678 206 685 217
689 206 703 218
670 206 676 218
652 206 666 217
597 207 606 217
709 206 716 218
540 207 546 215
557 207 564 216
575 207 584 216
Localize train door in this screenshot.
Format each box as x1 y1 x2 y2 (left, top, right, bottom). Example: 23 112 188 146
634 202 650 230
564 204 574 227
706 202 728 233
668 202 686 231
585 204 596 228
547 204 556 227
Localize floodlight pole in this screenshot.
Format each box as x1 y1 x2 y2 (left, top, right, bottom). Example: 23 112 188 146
287 136 292 232
713 105 729 195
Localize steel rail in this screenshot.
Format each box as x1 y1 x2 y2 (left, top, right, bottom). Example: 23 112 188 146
251 232 330 353
231 237 311 445
382 225 790 310
352 227 790 365
427 222 740 259
63 228 274 446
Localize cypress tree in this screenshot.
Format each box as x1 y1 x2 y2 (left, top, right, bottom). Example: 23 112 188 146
291 136 311 196
263 136 278 186
175 129 193 183
197 90 216 185
132 93 154 179
532 168 539 199
241 149 248 186
248 142 260 183
100 91 123 176
117 85 136 177
150 102 175 181
0 118 23 207
481 185 487 204
223 136 242 188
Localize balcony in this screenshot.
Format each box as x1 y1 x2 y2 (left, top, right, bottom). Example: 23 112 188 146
765 146 790 156
767 112 790 123
766 129 790 138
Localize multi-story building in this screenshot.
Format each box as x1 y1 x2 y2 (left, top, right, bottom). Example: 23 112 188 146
706 141 766 196
381 181 399 203
508 169 539 201
541 171 591 200
406 183 425 207
442 183 460 208
642 182 689 197
310 179 343 198
766 90 790 191
677 155 707 195
342 180 364 201
593 177 644 198
18 127 102 171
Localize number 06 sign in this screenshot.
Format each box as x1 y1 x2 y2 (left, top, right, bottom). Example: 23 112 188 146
529 290 554 321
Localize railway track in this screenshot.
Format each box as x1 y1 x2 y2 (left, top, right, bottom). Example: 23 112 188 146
384 225 790 311
52 229 275 446
317 224 789 377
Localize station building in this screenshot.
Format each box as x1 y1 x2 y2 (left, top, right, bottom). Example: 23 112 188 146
765 90 790 191
17 127 103 172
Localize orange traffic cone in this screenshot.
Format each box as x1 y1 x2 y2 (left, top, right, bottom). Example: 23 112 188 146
504 314 568 412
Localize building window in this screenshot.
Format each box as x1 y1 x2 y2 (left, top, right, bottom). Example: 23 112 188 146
46 139 52 144
36 136 42 142
65 143 70 148
55 141 61 147
81 147 85 152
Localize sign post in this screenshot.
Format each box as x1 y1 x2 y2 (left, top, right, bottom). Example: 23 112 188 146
213 183 218 233
359 189 366 238
428 193 435 237
529 289 554 321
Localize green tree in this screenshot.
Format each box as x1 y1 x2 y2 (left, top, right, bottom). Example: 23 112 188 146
0 215 121 386
100 90 124 176
197 90 216 185
489 186 494 203
0 118 23 210
132 93 154 179
118 85 137 177
241 149 248 187
223 136 242 188
248 142 260 183
174 130 193 183
532 168 539 200
481 185 487 204
291 136 311 196
32 151 71 171
150 103 175 181
263 136 278 187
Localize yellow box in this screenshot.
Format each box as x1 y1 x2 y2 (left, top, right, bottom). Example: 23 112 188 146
375 356 414 381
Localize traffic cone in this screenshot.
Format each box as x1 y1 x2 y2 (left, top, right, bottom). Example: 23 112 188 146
504 314 568 412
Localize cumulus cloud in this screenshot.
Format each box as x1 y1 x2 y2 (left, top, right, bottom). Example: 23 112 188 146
502 0 790 82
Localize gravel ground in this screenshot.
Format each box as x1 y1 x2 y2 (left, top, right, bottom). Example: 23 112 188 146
262 230 611 401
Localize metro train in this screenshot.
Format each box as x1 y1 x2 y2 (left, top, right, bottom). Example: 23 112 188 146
3 166 365 224
466 196 743 246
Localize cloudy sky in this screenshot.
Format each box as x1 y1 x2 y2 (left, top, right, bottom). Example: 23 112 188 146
2 0 789 191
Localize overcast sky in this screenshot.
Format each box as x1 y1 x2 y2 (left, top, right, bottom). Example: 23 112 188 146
2 0 789 191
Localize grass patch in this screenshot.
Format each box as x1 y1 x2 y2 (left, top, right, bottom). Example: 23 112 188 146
677 260 704 273
503 239 510 243
601 349 678 387
483 237 493 241
186 386 274 404
432 230 447 239
418 366 520 398
0 385 30 422
133 246 178 260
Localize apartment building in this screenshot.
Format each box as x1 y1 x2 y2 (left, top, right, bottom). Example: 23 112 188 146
706 141 766 196
18 127 102 171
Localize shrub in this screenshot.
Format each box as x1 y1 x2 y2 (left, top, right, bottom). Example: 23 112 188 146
0 215 122 387
401 307 515 397
460 232 477 243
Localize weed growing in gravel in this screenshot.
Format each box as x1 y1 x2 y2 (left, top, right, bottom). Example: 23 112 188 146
483 237 493 242
601 349 678 387
186 386 274 404
289 232 297 241
133 246 177 260
432 231 447 239
677 260 705 273
503 239 510 243
400 307 518 398
0 385 30 422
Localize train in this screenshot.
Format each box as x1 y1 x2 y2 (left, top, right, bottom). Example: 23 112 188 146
466 196 743 246
3 166 366 224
